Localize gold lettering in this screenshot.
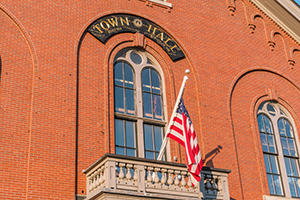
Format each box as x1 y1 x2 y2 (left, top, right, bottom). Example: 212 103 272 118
147 24 152 32
120 17 129 26
170 44 178 53
107 18 118 27
100 21 110 30
156 32 164 41
152 27 157 35
93 24 103 33
164 38 172 45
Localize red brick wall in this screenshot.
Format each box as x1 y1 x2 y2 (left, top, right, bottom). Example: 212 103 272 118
1 0 300 199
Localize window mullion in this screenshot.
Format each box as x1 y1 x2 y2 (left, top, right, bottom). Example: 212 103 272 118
274 117 291 198
137 119 144 158
135 69 144 158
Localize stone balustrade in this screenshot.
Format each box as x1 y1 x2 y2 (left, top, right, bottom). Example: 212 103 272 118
83 154 230 200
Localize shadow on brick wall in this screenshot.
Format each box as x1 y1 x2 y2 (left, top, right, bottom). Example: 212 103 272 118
203 145 223 168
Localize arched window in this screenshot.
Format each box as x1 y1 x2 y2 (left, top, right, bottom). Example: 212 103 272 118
258 102 300 198
114 49 166 160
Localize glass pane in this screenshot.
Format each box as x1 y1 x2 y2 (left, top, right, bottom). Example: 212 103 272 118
267 174 275 195
115 87 124 113
264 154 271 173
130 51 142 65
126 148 136 157
270 155 279 174
291 158 299 176
258 103 263 111
124 63 134 88
257 115 265 132
260 133 268 152
289 138 296 156
115 119 124 146
154 126 163 151
114 62 123 86
267 104 276 116
145 151 155 159
281 137 289 156
296 178 300 197
285 120 293 137
125 121 135 148
285 157 292 176
264 116 273 134
125 89 135 115
278 119 286 136
142 69 151 92
151 70 160 94
116 147 125 155
273 175 283 195
289 177 297 197
268 135 276 153
143 92 153 118
153 95 162 120
144 124 153 150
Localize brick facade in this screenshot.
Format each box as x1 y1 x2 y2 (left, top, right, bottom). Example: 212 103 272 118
1 0 300 199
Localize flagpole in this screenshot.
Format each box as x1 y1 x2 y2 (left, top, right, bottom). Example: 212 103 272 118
157 69 190 161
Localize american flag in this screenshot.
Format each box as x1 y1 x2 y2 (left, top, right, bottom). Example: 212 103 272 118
167 98 203 185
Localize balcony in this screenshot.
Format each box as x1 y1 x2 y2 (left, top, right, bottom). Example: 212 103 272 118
83 154 231 200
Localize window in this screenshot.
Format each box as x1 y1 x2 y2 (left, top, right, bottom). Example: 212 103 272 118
114 49 166 160
258 101 300 198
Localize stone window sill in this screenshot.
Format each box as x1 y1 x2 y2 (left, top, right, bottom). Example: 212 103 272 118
146 0 172 8
263 195 294 200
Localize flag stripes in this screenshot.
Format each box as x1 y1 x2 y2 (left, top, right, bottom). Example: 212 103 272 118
166 98 203 186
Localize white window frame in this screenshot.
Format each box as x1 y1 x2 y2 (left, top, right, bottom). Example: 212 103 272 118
114 48 169 160
258 101 300 198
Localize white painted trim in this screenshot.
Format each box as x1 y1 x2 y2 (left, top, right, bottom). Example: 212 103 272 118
263 194 293 200
276 0 300 20
251 0 300 43
147 0 172 7
114 48 170 161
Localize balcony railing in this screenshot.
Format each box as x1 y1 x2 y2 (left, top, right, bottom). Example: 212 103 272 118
83 154 230 200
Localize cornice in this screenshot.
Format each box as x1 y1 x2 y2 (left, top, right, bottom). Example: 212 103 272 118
251 0 300 44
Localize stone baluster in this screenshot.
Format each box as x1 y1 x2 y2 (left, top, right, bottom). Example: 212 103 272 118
167 169 173 185
126 164 133 180
205 175 212 190
101 165 105 184
88 176 93 192
212 177 217 191
161 169 167 185
147 167 153 183
154 168 160 184
174 170 180 186
181 171 187 187
133 165 138 181
96 168 101 187
119 163 125 179
217 177 222 191
187 172 192 188
91 173 96 191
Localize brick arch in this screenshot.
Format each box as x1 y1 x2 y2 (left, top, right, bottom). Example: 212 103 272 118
76 17 203 195
228 68 300 199
75 12 187 60
0 3 38 199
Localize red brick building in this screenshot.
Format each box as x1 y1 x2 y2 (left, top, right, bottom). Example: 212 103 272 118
1 0 300 199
